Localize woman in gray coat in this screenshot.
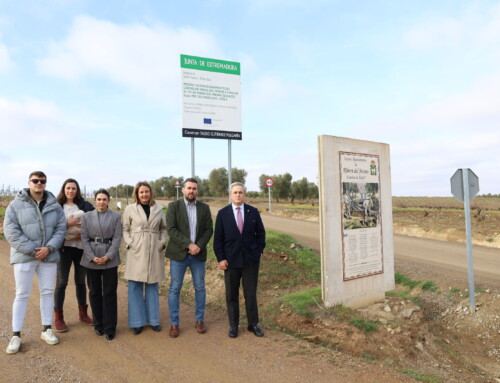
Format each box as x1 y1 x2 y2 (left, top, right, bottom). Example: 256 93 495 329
81 189 122 341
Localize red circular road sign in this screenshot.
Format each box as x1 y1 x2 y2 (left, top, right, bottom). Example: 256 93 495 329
265 178 274 187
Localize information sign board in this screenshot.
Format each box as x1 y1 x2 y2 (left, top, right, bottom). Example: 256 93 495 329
181 54 241 140
340 152 383 280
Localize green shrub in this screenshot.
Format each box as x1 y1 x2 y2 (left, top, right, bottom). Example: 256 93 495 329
350 317 378 332
421 281 438 292
395 272 421 289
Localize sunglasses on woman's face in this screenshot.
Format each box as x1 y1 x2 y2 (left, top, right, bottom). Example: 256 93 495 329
30 179 47 184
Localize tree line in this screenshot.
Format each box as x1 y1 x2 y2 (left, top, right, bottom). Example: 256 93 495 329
107 168 318 202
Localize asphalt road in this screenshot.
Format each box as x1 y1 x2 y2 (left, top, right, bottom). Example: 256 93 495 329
258 213 500 289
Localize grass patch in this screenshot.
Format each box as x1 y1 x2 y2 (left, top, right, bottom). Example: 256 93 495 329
281 288 322 318
259 230 320 289
270 202 318 211
395 273 421 289
333 304 355 319
0 207 6 216
421 280 438 292
385 290 419 302
350 317 379 332
402 369 441 382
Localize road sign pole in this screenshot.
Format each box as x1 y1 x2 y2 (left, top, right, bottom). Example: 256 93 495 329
268 187 272 213
228 139 232 204
462 169 476 312
451 168 479 313
265 178 274 213
191 138 195 178
175 181 181 200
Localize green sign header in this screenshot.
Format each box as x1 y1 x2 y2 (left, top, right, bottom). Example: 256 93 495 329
181 54 240 75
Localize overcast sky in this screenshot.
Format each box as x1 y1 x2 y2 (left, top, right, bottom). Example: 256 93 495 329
1 0 499 196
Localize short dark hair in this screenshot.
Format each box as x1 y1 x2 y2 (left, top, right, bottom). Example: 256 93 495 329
94 188 110 199
57 178 83 205
133 181 154 206
29 171 47 180
183 178 198 187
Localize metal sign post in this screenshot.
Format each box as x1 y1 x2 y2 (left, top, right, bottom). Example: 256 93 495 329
175 180 181 200
228 140 232 204
191 138 195 178
450 168 479 312
266 178 274 213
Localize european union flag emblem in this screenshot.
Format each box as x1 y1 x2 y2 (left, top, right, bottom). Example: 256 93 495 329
204 118 212 124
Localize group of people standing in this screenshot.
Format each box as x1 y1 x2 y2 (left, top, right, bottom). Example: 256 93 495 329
3 171 266 355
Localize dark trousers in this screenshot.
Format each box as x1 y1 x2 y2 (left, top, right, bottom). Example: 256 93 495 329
54 246 87 309
224 261 260 328
86 267 118 334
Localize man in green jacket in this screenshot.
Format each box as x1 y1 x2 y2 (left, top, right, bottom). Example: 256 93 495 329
165 178 213 338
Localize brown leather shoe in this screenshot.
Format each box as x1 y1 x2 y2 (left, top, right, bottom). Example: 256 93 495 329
169 325 179 338
195 321 206 334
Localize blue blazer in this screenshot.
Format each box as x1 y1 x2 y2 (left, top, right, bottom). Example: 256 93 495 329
213 203 266 268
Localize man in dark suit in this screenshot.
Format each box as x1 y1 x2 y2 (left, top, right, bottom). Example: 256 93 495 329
165 178 213 338
214 182 266 338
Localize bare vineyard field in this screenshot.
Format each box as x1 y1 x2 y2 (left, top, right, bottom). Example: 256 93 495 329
249 196 500 213
393 196 500 211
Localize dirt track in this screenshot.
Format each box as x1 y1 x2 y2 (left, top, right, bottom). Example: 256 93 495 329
260 213 500 289
0 238 414 383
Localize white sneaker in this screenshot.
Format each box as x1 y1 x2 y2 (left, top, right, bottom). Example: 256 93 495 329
6 336 21 354
40 328 59 345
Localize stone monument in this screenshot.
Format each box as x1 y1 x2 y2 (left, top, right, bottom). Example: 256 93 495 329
318 135 394 308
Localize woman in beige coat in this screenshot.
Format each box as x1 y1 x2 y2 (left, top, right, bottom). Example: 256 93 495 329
122 182 167 335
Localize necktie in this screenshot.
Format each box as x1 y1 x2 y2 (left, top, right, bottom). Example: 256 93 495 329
236 207 243 234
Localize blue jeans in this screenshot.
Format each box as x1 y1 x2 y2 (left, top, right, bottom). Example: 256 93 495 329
168 255 206 325
128 280 160 327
